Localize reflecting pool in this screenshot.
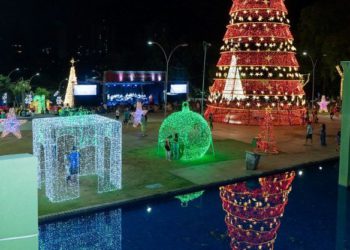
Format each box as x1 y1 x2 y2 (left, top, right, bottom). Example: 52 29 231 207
39 161 350 250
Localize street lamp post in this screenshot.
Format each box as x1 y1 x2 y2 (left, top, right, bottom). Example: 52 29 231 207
7 68 20 79
29 73 40 85
303 52 317 108
148 41 188 117
303 52 327 108
201 41 211 116
58 78 68 94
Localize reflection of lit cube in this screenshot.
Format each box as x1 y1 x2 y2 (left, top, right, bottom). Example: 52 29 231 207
33 115 122 202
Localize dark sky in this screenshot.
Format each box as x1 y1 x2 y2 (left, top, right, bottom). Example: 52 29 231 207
0 0 316 85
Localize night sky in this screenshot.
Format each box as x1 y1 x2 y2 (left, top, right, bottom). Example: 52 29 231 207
0 0 316 87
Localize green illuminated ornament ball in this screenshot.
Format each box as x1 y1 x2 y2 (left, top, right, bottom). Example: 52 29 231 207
158 102 212 161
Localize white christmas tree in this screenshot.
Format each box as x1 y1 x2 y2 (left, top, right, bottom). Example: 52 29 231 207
222 55 246 101
63 58 78 107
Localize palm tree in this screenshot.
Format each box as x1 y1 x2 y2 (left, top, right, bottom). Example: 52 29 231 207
0 74 11 91
9 78 31 107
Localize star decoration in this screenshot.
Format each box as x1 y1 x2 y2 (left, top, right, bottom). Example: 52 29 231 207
1 109 27 139
265 55 272 62
317 95 330 113
263 0 270 5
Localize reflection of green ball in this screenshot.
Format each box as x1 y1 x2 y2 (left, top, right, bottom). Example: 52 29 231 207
158 102 212 161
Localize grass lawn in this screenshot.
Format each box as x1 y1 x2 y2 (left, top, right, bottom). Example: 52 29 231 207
0 115 250 217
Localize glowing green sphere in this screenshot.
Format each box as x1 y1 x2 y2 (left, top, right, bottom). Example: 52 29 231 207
158 102 212 161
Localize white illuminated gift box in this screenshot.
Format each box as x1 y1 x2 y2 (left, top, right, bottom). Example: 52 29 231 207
33 115 122 202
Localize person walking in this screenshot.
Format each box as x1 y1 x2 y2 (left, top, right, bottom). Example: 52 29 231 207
320 123 327 146
165 138 171 161
305 122 313 145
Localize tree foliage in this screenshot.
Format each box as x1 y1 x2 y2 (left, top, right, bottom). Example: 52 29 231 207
35 87 50 98
297 0 350 97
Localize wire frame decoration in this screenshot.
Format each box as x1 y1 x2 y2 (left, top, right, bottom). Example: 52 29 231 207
158 102 213 161
220 171 295 250
33 115 122 202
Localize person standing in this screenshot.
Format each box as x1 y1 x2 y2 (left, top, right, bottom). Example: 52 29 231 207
165 138 171 161
330 107 334 120
305 122 313 145
320 123 326 146
115 107 120 120
209 113 214 130
123 109 130 125
173 133 179 160
336 130 341 152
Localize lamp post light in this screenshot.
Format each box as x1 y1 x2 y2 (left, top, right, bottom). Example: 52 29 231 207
148 41 188 117
29 73 40 84
92 69 102 79
201 41 211 116
7 68 20 79
302 52 327 108
58 78 68 94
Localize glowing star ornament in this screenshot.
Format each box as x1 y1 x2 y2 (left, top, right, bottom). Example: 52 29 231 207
317 95 330 113
1 108 27 139
132 101 148 127
158 102 213 161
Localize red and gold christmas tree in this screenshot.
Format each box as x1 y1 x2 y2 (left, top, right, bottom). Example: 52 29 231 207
205 0 306 125
220 171 295 250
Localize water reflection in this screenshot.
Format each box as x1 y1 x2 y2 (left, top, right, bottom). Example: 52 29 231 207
39 209 121 250
220 172 295 250
175 190 205 207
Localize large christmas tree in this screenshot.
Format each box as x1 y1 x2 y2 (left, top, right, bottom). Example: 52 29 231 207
205 0 306 125
63 58 78 108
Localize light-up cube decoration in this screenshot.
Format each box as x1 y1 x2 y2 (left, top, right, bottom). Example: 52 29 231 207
33 115 122 202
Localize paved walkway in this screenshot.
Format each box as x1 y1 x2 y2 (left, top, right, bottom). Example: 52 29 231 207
170 114 340 185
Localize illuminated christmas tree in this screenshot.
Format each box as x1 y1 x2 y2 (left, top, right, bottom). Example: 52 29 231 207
63 58 78 107
205 0 306 125
220 171 295 250
256 107 278 154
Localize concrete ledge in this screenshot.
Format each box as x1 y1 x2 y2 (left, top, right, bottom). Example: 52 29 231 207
39 156 339 224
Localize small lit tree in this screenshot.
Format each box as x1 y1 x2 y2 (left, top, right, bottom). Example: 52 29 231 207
256 107 278 154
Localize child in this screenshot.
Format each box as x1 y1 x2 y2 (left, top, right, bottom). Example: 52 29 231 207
165 138 171 161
